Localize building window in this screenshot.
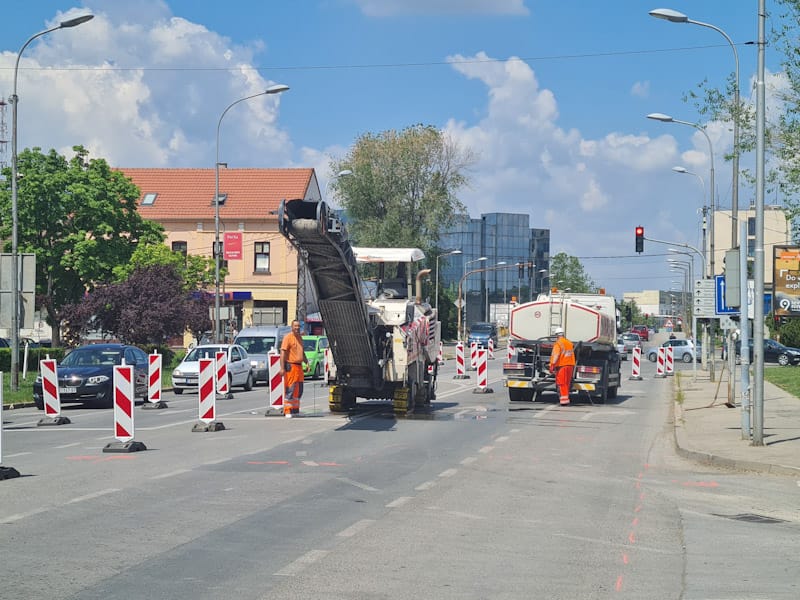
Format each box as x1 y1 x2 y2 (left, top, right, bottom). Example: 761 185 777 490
141 192 157 205
255 242 270 273
748 217 756 237
747 238 756 259
171 241 187 256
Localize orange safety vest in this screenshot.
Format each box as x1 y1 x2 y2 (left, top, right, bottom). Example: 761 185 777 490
550 336 576 370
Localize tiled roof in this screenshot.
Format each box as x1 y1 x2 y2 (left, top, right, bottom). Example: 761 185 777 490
117 168 316 221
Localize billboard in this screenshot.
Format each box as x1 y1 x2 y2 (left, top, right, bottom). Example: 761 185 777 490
0 253 37 330
773 245 800 317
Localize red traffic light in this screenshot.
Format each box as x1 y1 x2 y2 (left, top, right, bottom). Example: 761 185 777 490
635 226 644 253
635 226 644 236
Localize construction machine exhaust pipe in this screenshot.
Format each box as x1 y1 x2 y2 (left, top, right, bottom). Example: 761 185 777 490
416 269 431 304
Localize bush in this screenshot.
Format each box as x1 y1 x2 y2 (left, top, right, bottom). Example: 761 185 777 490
0 347 66 372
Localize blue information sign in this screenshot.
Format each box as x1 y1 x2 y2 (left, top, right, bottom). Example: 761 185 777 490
715 275 739 315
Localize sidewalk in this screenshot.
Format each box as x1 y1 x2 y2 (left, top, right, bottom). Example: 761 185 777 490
673 362 800 477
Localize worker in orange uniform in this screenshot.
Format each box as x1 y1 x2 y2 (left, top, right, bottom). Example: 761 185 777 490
549 327 576 406
279 319 309 418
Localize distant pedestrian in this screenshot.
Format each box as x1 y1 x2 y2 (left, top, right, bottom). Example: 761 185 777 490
279 320 308 418
550 327 576 406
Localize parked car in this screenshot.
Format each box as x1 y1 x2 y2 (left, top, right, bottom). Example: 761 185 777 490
33 344 149 409
172 344 254 394
735 338 800 366
647 338 698 363
468 322 499 349
620 332 642 354
234 325 292 383
302 335 329 379
616 336 628 360
630 325 649 342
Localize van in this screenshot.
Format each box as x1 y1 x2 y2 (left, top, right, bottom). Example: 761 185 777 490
233 325 292 383
468 322 499 349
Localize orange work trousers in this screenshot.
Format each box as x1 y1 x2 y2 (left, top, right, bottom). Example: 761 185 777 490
555 365 574 405
284 363 304 414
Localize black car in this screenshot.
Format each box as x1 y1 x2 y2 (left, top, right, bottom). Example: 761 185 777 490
33 344 149 409
735 338 800 366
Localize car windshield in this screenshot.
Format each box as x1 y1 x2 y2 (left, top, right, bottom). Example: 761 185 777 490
471 324 493 333
622 334 639 341
62 348 123 367
185 346 227 361
302 338 318 352
235 336 275 354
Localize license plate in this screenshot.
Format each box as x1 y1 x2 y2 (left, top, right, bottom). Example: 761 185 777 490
59 387 77 394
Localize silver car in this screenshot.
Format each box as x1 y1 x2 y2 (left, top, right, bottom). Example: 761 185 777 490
172 344 254 394
620 332 642 354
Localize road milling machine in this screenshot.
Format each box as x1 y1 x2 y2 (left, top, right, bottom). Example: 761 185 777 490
278 199 440 415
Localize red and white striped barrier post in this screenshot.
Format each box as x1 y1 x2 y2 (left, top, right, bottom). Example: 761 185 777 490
437 341 444 365
488 339 495 360
103 364 146 452
472 348 493 394
323 347 333 385
215 350 232 398
0 373 20 479
629 346 643 380
192 357 225 432
665 346 674 376
507 342 514 362
655 347 666 378
37 357 70 426
266 348 284 415
453 341 469 379
143 351 167 409
470 342 478 370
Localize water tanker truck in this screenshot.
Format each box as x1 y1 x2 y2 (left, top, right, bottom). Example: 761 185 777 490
503 290 622 403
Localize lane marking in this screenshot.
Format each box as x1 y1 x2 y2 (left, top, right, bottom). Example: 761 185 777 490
302 460 319 467
275 549 329 577
460 456 477 465
151 469 191 480
66 488 121 504
478 446 493 454
386 496 413 508
494 435 509 443
415 481 435 491
337 519 374 538
534 405 557 419
1 507 50 524
3 451 32 458
336 477 379 492
438 468 458 478
55 442 81 449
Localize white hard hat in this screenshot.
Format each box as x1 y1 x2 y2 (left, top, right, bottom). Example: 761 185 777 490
553 327 564 335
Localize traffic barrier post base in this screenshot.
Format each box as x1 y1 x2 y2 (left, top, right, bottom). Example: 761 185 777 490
453 374 470 380
192 420 225 432
37 416 71 427
0 466 21 480
217 392 234 400
142 400 168 410
628 375 643 381
472 386 494 394
102 440 147 453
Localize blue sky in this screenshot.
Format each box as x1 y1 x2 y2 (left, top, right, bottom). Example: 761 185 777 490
0 1 782 298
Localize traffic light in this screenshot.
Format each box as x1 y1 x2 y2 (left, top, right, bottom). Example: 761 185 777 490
518 263 524 278
635 226 644 253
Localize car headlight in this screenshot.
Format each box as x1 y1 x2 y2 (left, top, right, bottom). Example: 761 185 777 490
251 360 266 370
173 369 182 377
87 375 110 385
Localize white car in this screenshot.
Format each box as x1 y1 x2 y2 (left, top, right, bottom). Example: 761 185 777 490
616 336 627 360
172 344 254 394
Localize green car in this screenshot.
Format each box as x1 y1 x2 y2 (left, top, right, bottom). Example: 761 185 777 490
302 335 329 379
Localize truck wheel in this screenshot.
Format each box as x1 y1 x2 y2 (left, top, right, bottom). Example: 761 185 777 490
607 385 618 399
509 388 525 402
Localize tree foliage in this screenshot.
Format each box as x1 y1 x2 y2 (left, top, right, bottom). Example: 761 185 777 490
330 124 474 255
112 242 215 291
0 146 164 345
60 264 211 347
549 252 596 293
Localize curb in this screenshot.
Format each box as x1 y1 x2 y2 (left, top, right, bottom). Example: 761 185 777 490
672 399 800 477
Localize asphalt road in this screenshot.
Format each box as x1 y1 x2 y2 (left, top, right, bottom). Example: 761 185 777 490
0 357 797 599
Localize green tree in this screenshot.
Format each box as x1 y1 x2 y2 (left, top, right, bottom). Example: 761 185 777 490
549 252 596 293
112 242 215 291
330 124 474 254
0 146 164 346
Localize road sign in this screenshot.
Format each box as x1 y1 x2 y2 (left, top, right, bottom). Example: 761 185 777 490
694 279 716 318
715 275 739 315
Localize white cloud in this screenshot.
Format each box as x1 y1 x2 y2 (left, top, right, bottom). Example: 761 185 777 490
630 80 650 98
0 5 291 169
353 0 529 17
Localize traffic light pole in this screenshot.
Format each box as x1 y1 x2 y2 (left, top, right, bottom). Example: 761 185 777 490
640 235 714 381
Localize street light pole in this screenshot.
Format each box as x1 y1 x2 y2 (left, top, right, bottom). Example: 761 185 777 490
650 8 740 248
10 14 94 391
214 84 289 343
672 166 708 276
324 169 353 205
461 256 486 339
435 249 461 315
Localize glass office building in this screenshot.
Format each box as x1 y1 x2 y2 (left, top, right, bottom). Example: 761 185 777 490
439 213 549 326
